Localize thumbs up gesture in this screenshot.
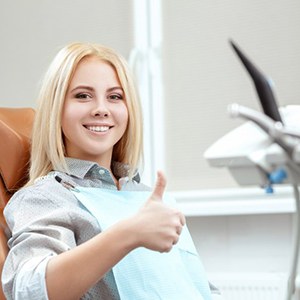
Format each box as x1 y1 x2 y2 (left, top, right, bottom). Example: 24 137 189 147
149 170 167 201
132 171 186 253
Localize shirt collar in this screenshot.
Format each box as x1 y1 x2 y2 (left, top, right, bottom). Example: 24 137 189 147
64 157 140 183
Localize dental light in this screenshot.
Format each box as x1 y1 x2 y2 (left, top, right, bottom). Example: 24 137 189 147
204 40 300 300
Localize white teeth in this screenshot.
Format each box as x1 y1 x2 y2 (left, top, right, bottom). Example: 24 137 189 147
86 126 110 132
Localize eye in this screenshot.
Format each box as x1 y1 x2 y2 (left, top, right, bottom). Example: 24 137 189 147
75 93 92 99
109 94 123 101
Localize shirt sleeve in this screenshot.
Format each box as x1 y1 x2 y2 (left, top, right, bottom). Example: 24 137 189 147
14 255 53 300
1 182 81 300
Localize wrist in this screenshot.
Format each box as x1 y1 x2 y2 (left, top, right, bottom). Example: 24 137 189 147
116 217 141 251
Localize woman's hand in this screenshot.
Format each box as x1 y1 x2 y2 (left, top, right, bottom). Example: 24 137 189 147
130 171 186 253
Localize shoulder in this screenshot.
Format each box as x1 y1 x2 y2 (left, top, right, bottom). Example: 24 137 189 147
9 175 70 202
4 175 77 222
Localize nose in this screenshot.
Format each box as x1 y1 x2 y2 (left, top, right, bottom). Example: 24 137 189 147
92 99 110 118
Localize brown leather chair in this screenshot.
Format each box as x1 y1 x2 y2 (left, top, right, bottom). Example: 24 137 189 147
0 107 35 300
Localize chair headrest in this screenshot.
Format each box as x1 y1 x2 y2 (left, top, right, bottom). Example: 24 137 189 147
0 108 35 192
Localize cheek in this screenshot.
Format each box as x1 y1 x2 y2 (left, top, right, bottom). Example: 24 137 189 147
61 109 80 144
62 104 84 131
61 109 73 136
116 105 129 128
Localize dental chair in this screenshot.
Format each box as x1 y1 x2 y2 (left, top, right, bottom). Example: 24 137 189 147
0 107 35 300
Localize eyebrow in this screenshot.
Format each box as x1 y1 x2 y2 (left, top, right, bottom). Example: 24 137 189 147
107 86 124 93
70 85 124 93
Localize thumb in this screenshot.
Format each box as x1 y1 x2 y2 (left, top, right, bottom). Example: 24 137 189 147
150 171 167 201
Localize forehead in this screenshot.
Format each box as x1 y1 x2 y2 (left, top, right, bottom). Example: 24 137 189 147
70 56 120 86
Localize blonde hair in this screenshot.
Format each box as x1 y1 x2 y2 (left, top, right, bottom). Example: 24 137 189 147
28 43 143 184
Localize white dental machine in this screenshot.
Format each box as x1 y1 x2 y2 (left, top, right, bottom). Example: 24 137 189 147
204 40 300 300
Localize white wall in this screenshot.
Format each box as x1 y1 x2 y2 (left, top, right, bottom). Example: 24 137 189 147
162 0 300 190
189 213 292 274
0 0 134 108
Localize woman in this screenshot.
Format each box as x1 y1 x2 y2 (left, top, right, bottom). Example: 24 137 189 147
2 43 220 299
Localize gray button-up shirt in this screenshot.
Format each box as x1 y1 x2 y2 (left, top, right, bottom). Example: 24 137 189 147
2 158 149 300
2 158 221 300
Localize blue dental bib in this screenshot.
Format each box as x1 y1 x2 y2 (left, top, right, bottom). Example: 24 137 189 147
72 187 212 300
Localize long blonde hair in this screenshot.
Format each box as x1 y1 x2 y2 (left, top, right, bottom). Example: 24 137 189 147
28 43 143 184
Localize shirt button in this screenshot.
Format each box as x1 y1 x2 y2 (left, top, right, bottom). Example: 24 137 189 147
99 169 105 175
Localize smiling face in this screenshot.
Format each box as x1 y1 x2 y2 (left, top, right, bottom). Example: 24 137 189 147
62 56 129 169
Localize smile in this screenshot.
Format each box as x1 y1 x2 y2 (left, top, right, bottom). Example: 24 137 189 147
84 125 111 132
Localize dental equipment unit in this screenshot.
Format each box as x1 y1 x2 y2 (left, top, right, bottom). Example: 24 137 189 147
204 40 300 300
